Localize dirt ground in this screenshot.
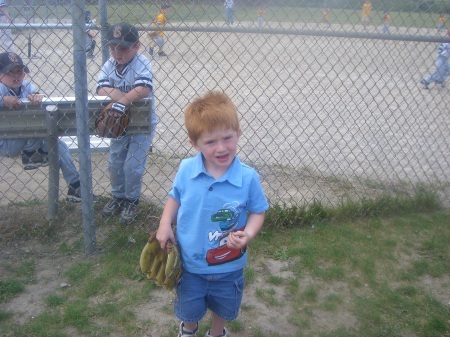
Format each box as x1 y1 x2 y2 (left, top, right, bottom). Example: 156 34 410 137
1 202 449 337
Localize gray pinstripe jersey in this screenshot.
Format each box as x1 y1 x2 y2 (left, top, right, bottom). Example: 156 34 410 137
96 54 157 126
438 43 450 61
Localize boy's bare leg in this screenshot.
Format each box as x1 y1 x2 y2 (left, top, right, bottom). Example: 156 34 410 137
209 312 226 336
183 321 198 332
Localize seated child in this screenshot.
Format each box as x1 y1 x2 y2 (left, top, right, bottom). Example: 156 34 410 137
0 52 92 203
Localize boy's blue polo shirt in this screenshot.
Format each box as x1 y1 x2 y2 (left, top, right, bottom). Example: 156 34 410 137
170 152 269 274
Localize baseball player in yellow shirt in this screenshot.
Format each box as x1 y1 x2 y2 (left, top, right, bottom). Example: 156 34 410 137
361 0 372 27
381 11 392 34
322 7 331 28
148 3 171 57
437 14 446 33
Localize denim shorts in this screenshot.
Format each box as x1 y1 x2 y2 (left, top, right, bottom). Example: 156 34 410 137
174 269 245 322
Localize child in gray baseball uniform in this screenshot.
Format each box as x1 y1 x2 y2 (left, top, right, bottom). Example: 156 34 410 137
421 30 450 90
96 22 157 224
0 52 87 203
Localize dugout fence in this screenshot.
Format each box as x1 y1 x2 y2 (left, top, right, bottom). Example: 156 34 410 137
0 0 449 253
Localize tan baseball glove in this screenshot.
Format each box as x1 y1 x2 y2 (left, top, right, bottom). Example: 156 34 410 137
139 232 182 291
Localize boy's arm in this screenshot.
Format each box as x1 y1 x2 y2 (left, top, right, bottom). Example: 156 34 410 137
2 96 22 109
97 86 150 106
86 30 96 38
227 212 265 249
156 197 180 249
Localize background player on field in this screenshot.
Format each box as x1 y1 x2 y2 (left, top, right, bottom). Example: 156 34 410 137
381 11 392 34
322 7 331 28
257 4 265 29
148 3 171 57
97 22 157 224
0 1 14 52
361 0 372 27
224 0 234 25
437 14 446 33
420 30 450 90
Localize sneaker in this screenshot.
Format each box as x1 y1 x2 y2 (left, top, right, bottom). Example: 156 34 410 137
22 150 49 170
157 51 167 57
420 79 429 90
119 200 139 224
178 322 198 337
149 47 154 56
204 328 227 337
66 185 99 203
102 198 123 217
437 82 445 88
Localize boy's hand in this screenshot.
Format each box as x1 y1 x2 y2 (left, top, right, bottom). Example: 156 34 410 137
140 231 182 291
227 230 248 249
3 96 22 109
156 225 176 252
27 93 43 105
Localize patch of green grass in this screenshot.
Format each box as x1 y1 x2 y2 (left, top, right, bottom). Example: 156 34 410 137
22 311 66 337
63 299 91 330
266 275 284 285
255 287 280 306
44 294 65 307
244 266 257 285
315 265 346 281
265 186 442 231
0 259 36 304
301 286 318 303
8 199 45 207
0 309 14 322
1 193 448 337
64 261 93 283
0 279 24 303
322 294 344 311
4 259 35 282
353 284 449 337
227 319 245 333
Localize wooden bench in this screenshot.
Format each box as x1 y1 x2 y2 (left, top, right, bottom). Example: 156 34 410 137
0 96 152 218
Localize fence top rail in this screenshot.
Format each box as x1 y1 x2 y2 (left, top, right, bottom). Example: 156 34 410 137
3 23 450 43
15 96 151 107
0 96 152 139
21 96 111 106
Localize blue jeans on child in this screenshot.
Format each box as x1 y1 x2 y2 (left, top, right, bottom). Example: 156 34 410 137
108 133 153 201
0 138 80 185
175 269 245 323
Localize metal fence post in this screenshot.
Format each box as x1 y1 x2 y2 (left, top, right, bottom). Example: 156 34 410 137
46 105 59 220
73 0 97 255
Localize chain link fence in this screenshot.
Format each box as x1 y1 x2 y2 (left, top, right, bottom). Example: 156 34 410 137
1 0 449 251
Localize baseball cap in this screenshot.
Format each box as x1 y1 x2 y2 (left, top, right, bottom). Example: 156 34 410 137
162 3 171 9
0 52 30 74
106 22 139 47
